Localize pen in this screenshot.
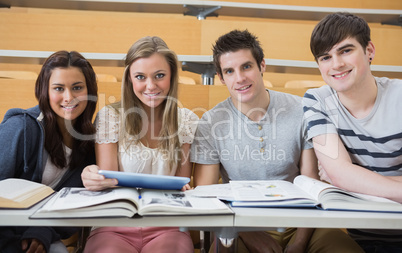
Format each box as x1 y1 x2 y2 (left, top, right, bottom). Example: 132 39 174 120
138 188 142 200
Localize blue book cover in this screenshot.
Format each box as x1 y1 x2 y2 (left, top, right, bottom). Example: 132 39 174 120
98 170 190 190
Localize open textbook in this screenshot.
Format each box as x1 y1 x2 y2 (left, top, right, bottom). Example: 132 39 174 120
31 187 233 219
189 175 402 213
0 178 54 209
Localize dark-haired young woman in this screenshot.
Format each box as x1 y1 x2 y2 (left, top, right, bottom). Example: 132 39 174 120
0 50 98 253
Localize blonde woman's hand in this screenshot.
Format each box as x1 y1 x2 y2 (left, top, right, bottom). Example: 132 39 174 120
180 183 192 192
81 165 118 191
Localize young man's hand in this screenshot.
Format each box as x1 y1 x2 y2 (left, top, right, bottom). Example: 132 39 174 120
21 238 46 253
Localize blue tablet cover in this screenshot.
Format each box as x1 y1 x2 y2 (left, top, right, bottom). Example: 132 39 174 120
98 171 190 190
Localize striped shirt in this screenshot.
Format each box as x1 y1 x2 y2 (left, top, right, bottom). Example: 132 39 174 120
303 76 402 175
302 76 402 242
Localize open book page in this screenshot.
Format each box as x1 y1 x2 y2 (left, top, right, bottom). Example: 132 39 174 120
0 178 54 208
228 180 317 207
32 187 232 218
32 200 138 218
292 175 335 200
318 190 402 211
138 190 233 215
230 180 315 201
294 175 402 212
39 187 140 211
186 183 235 200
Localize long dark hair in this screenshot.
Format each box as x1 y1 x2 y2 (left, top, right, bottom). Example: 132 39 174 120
35 50 98 169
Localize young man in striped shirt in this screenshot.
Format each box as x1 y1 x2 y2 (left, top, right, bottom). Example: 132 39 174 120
303 12 402 252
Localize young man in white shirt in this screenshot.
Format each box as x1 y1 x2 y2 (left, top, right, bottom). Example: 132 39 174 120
191 29 363 253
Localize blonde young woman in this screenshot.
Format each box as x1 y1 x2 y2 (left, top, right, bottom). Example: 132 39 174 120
81 36 198 253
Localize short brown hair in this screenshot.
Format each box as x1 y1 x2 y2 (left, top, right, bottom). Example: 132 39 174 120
213 29 264 77
310 12 371 61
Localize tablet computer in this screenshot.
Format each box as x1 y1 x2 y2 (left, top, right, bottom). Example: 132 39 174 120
98 170 190 190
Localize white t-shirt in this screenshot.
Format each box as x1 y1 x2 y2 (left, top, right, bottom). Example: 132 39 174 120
41 145 71 189
95 105 198 176
190 90 311 184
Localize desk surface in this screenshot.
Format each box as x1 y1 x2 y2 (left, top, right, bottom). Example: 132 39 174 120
233 207 402 230
2 200 402 231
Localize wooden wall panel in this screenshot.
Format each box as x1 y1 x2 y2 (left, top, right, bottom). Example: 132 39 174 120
0 3 401 87
265 72 323 87
178 84 210 118
0 80 36 120
208 85 230 109
200 19 315 60
0 9 202 55
370 23 402 66
201 18 402 66
211 0 402 9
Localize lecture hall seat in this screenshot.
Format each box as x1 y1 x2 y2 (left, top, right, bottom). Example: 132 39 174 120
179 76 197 85
284 80 326 89
96 74 118 82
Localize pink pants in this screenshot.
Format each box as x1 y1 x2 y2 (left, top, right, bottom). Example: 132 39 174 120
84 227 194 253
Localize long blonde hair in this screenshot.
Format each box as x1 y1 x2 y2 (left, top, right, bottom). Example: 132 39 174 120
114 36 180 171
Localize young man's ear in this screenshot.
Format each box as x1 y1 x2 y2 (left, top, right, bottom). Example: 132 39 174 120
366 41 375 63
217 73 225 84
260 59 266 73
